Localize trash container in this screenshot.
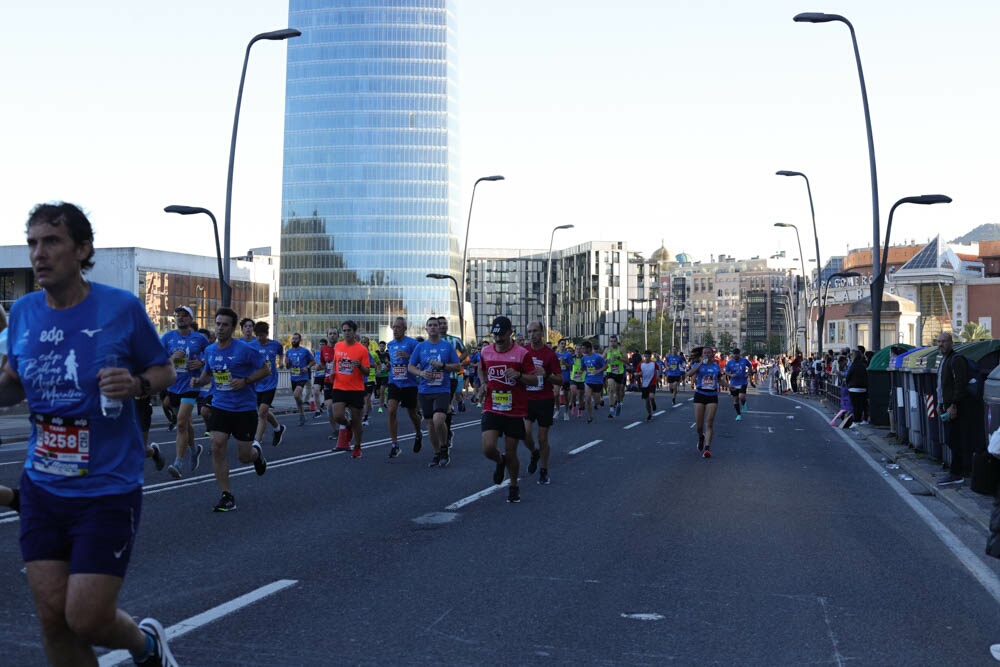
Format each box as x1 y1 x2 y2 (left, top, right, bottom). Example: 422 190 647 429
889 346 922 443
986 364 1000 447
951 340 1000 454
903 347 938 452
867 346 896 427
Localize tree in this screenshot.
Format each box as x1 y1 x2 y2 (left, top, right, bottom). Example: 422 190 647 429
766 334 784 356
960 321 991 342
620 317 644 352
702 331 716 348
718 331 735 352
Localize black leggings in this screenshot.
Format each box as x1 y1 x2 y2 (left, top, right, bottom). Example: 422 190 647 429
849 391 868 422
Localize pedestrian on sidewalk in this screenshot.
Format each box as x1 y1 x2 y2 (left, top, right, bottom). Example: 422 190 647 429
936 332 971 487
845 349 869 427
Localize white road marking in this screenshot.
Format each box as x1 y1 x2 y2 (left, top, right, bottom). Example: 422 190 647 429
620 613 665 621
624 421 642 430
568 439 603 455
445 479 511 510
98 579 299 666
672 403 682 409
654 410 666 416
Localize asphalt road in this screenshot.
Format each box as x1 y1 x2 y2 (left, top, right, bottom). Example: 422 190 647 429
3 388 1000 665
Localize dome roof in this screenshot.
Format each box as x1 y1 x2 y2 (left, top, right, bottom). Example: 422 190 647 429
675 252 691 264
650 240 672 263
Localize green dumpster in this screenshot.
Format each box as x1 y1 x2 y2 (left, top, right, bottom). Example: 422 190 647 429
866 346 896 427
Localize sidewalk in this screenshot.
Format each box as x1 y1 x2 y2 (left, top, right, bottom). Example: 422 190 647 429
795 390 994 534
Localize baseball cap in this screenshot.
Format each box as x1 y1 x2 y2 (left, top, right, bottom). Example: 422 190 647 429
175 306 194 317
490 316 513 335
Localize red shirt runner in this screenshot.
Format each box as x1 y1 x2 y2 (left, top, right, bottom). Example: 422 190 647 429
479 343 536 418
320 345 337 386
523 344 562 401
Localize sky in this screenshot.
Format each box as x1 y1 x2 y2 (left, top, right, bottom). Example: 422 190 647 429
0 1 997 272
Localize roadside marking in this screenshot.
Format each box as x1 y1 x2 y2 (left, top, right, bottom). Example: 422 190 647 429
672 403 682 409
654 411 665 416
445 479 511 510
568 439 602 456
624 422 642 430
98 579 299 666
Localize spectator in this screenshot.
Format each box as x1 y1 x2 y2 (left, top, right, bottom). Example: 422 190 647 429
790 353 803 393
845 349 869 427
936 332 971 488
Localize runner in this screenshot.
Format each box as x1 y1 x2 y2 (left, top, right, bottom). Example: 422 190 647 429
312 337 328 417
193 307 271 511
639 350 659 420
687 346 721 458
580 341 607 423
522 321 564 486
196 327 216 437
250 321 286 448
477 316 540 503
162 305 210 479
569 345 586 417
319 328 341 439
408 317 462 467
0 202 177 664
331 321 370 459
724 347 753 420
374 340 390 415
437 316 465 447
386 317 423 458
467 344 482 406
604 335 626 418
239 317 255 343
285 332 314 426
556 339 574 421
664 346 685 404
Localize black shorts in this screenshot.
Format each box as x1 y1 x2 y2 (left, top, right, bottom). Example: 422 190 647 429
332 389 365 410
420 393 451 416
291 380 309 390
256 389 276 407
365 382 376 396
525 399 555 427
134 396 152 432
376 376 389 387
197 393 213 413
207 407 258 441
323 386 335 402
666 375 682 384
561 378 572 389
387 384 418 410
729 385 748 396
314 376 327 387
450 378 459 395
693 393 719 405
481 411 527 439
573 381 586 391
606 372 625 384
167 390 199 405
641 386 656 399
585 383 604 393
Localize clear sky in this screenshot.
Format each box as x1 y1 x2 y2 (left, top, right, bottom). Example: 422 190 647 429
1 1 996 270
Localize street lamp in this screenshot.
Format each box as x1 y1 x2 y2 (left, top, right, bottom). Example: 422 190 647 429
544 223 574 333
223 28 301 308
821 271 862 350
776 170 823 352
774 222 809 357
794 12 880 349
871 194 951 343
460 175 505 337
165 205 229 308
426 273 463 345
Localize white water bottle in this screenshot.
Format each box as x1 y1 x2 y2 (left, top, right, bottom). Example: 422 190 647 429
101 354 124 419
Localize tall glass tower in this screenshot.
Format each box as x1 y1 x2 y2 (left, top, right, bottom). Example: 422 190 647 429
279 0 460 344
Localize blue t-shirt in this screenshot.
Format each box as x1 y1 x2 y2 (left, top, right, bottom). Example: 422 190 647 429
161 329 210 395
665 354 685 376
8 283 168 497
409 339 460 394
725 358 753 388
582 353 606 384
694 362 721 395
285 345 314 382
558 349 575 380
204 339 262 412
387 336 419 388
250 338 283 392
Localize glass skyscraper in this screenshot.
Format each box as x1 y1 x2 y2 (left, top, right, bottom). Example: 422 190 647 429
279 0 460 343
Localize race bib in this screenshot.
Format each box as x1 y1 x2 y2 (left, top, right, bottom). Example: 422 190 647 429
392 365 408 380
492 390 512 412
337 358 354 374
173 353 187 368
290 367 302 375
33 414 90 477
701 375 716 390
427 370 444 386
214 371 232 391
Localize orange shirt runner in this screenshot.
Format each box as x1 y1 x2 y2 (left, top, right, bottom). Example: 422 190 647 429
332 341 370 391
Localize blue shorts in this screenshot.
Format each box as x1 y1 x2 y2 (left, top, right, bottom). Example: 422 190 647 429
18 473 143 578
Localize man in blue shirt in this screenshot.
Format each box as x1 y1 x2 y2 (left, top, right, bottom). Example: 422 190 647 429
386 316 423 458
250 321 286 448
556 338 575 421
161 305 210 479
580 340 607 423
194 308 270 512
724 348 754 420
408 317 462 467
0 203 177 665
664 346 685 405
284 332 314 426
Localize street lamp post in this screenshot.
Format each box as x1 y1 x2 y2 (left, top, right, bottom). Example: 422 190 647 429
224 28 301 308
794 12 880 349
165 205 229 307
460 175 504 339
426 273 464 345
774 223 810 357
871 194 952 341
776 170 823 353
544 223 574 334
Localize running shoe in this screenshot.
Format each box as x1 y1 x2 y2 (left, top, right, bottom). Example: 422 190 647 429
528 448 540 474
253 444 267 475
646 414 652 421
447 431 454 448
607 412 614 419
362 417 370 427
272 424 286 447
389 444 401 458
190 443 204 473
672 396 676 405
587 417 593 424
702 448 712 459
314 410 323 418
204 431 210 438
298 413 306 426
150 443 165 472
167 459 183 480
213 491 236 512
563 411 570 422
493 454 506 484
457 400 466 413
735 414 742 422
136 617 178 667
378 406 384 414
428 453 441 468
697 434 705 452
507 486 521 503
413 432 423 453
439 448 451 468
352 444 362 459
167 421 177 433
538 470 551 485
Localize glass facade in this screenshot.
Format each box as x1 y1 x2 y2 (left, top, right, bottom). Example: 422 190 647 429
279 0 461 342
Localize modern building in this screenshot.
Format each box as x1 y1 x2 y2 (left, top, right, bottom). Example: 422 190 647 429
279 0 461 343
0 246 275 335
